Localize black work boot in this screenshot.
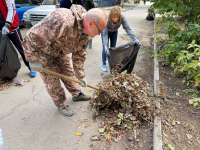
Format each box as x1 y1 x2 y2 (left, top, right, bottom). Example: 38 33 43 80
58 105 74 117
72 92 91 102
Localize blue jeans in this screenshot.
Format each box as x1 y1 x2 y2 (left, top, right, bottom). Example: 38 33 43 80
101 30 118 66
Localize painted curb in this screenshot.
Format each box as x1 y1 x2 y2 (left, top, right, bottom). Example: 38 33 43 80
153 17 163 150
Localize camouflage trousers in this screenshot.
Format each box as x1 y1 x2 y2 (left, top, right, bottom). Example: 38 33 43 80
39 52 81 108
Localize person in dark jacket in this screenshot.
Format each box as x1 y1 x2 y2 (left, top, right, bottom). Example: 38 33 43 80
82 0 95 49
82 0 95 12
60 0 84 9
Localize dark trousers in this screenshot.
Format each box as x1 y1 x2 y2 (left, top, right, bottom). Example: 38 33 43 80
0 24 30 70
101 30 118 66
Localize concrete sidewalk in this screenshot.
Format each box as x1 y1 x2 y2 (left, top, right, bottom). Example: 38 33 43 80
0 2 153 150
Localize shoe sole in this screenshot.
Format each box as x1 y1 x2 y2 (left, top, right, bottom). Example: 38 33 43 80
72 98 91 102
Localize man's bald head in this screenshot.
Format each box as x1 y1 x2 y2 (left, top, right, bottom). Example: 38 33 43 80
83 8 107 37
85 8 107 26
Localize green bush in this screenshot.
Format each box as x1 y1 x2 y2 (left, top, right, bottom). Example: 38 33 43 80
151 0 200 86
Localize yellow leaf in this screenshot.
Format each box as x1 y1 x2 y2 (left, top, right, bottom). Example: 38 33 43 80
86 89 90 91
176 121 180 124
18 87 20 89
78 127 81 128
189 99 197 104
75 132 82 136
89 124 92 127
25 80 29 82
172 121 176 125
163 131 167 137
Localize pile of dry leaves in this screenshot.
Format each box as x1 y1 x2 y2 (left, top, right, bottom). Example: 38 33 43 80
90 64 156 142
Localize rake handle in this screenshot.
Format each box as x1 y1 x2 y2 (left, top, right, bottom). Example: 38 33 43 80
42 68 100 91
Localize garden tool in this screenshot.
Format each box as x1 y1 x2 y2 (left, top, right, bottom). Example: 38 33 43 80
42 68 100 90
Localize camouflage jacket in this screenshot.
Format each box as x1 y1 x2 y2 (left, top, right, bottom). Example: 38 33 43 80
22 5 91 79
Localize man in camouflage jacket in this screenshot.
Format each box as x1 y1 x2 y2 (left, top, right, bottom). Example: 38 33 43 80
22 4 107 117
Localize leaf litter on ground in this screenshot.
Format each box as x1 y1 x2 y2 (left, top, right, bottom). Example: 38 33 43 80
0 79 12 91
90 64 157 143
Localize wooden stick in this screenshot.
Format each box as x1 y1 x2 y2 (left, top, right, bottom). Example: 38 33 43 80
42 68 100 91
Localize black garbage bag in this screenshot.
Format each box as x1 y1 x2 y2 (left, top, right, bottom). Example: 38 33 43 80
107 42 140 74
146 8 155 21
0 34 21 80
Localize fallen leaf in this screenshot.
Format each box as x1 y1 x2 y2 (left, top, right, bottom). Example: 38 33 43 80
25 80 29 82
159 92 164 95
168 144 175 150
89 124 92 127
163 131 167 137
101 73 104 76
99 128 105 133
172 121 176 125
189 99 196 104
127 124 132 130
118 113 123 119
75 132 82 136
86 89 90 92
114 119 121 125
176 121 180 124
91 135 100 141
107 132 112 143
186 134 193 140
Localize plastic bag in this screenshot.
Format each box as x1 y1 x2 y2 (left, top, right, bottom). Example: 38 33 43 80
0 34 21 80
107 42 140 74
146 8 155 21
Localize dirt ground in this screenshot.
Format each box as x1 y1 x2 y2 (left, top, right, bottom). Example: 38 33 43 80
155 20 200 150
160 63 200 150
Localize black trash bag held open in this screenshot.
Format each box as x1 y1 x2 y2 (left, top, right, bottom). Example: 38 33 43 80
0 34 21 80
107 42 140 74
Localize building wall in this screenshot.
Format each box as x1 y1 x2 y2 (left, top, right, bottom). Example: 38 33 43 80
95 0 119 6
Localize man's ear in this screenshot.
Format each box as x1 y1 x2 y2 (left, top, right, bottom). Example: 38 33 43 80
89 20 94 26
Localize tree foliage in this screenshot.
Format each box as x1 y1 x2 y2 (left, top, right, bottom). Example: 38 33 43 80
151 0 200 86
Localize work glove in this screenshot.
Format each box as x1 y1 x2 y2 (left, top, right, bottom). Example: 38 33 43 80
29 61 43 72
105 47 110 56
135 39 141 47
2 23 10 35
78 78 87 87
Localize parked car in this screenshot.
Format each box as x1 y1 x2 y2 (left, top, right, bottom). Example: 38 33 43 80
22 0 60 29
16 4 38 26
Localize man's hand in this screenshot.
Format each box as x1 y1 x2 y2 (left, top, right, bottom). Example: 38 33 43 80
78 78 87 87
135 39 141 47
2 23 10 35
29 61 43 72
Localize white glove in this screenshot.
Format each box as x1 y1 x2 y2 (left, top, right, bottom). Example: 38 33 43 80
78 78 87 87
29 61 43 72
105 47 110 56
2 23 10 35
